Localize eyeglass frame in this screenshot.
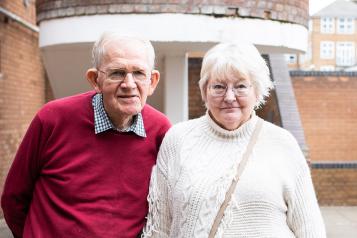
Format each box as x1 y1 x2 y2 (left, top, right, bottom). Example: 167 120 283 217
207 83 253 97
96 68 153 82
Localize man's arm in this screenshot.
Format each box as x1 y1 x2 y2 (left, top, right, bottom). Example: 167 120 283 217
1 115 48 238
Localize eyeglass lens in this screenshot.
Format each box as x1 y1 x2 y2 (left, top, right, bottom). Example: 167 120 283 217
106 69 151 82
209 84 251 97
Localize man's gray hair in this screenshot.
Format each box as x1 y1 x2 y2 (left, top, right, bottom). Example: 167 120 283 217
199 40 274 109
92 28 155 70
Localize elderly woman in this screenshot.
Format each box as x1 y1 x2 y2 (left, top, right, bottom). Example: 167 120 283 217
143 41 326 237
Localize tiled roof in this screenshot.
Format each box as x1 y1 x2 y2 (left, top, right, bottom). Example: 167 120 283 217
312 0 357 18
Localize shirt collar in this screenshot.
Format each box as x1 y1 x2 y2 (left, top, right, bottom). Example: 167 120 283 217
92 93 146 137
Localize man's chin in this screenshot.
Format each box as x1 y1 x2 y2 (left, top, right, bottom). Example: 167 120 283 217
118 106 142 116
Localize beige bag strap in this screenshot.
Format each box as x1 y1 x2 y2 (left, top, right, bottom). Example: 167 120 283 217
208 118 264 238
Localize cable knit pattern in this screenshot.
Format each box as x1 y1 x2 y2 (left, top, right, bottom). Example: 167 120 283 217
143 112 326 238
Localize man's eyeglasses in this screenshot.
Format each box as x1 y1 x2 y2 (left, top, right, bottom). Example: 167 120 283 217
97 68 152 82
207 83 253 97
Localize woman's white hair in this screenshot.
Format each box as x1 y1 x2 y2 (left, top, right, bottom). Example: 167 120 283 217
92 28 155 70
199 40 274 109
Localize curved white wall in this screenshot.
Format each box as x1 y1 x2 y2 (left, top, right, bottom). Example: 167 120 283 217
39 13 307 53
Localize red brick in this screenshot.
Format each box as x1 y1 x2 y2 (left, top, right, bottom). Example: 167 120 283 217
0 0 52 217
34 0 309 27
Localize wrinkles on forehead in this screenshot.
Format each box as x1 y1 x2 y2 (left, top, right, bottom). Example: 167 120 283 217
103 39 149 65
102 39 150 69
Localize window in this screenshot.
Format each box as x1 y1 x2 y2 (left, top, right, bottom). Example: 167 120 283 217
337 18 355 34
299 54 305 65
321 18 335 34
320 41 334 59
284 54 297 64
309 19 313 34
336 42 355 66
320 66 335 71
308 43 313 61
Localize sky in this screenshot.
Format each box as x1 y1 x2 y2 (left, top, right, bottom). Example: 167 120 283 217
309 0 337 15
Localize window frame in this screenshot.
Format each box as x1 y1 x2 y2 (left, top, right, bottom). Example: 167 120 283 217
320 17 335 34
337 18 355 34
284 54 297 65
320 41 335 60
336 41 356 66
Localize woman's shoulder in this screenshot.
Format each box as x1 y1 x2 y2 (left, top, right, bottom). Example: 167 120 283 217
261 120 297 144
157 117 204 167
260 120 307 168
164 116 204 139
159 116 205 155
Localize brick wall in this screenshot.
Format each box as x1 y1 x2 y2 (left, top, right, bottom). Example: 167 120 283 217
35 0 309 27
291 74 357 162
188 58 206 119
255 89 282 126
0 0 48 217
291 72 357 206
312 166 357 206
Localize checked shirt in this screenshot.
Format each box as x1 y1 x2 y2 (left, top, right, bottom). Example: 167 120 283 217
92 93 146 137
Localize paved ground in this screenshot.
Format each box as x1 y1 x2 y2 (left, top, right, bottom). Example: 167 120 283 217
0 206 356 237
320 206 357 238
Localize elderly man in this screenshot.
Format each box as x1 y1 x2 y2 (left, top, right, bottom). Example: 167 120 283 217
1 28 171 238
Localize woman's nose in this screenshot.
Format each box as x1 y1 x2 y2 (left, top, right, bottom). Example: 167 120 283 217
224 87 236 102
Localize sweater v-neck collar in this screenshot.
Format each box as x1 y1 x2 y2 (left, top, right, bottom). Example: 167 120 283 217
201 110 258 142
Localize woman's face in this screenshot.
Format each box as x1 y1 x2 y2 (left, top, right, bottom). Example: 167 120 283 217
206 74 258 131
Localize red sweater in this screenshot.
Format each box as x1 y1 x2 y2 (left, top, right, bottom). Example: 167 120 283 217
1 91 171 238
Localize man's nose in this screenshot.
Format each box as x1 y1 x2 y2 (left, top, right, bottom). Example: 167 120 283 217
224 87 236 102
120 73 137 89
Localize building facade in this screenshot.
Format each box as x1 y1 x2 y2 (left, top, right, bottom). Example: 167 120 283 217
286 0 357 71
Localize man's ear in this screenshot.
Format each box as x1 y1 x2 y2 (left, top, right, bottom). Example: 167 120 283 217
86 69 102 94
148 70 160 96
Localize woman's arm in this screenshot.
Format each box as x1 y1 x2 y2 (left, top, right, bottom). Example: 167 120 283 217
142 133 174 238
286 156 326 237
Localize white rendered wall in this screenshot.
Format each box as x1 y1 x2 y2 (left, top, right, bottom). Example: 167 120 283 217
146 52 164 113
39 14 307 53
164 53 189 125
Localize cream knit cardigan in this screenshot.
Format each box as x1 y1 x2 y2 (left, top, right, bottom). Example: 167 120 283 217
143 112 326 238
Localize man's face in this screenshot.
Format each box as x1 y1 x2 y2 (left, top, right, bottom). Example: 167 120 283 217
89 40 159 121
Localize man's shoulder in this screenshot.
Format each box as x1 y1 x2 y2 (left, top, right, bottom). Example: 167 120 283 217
141 104 166 117
141 104 171 129
38 91 95 121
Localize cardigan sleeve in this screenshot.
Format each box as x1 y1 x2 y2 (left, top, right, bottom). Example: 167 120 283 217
286 153 326 237
1 114 48 238
142 131 174 238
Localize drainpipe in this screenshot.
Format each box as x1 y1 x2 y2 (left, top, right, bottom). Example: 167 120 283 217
0 6 39 33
